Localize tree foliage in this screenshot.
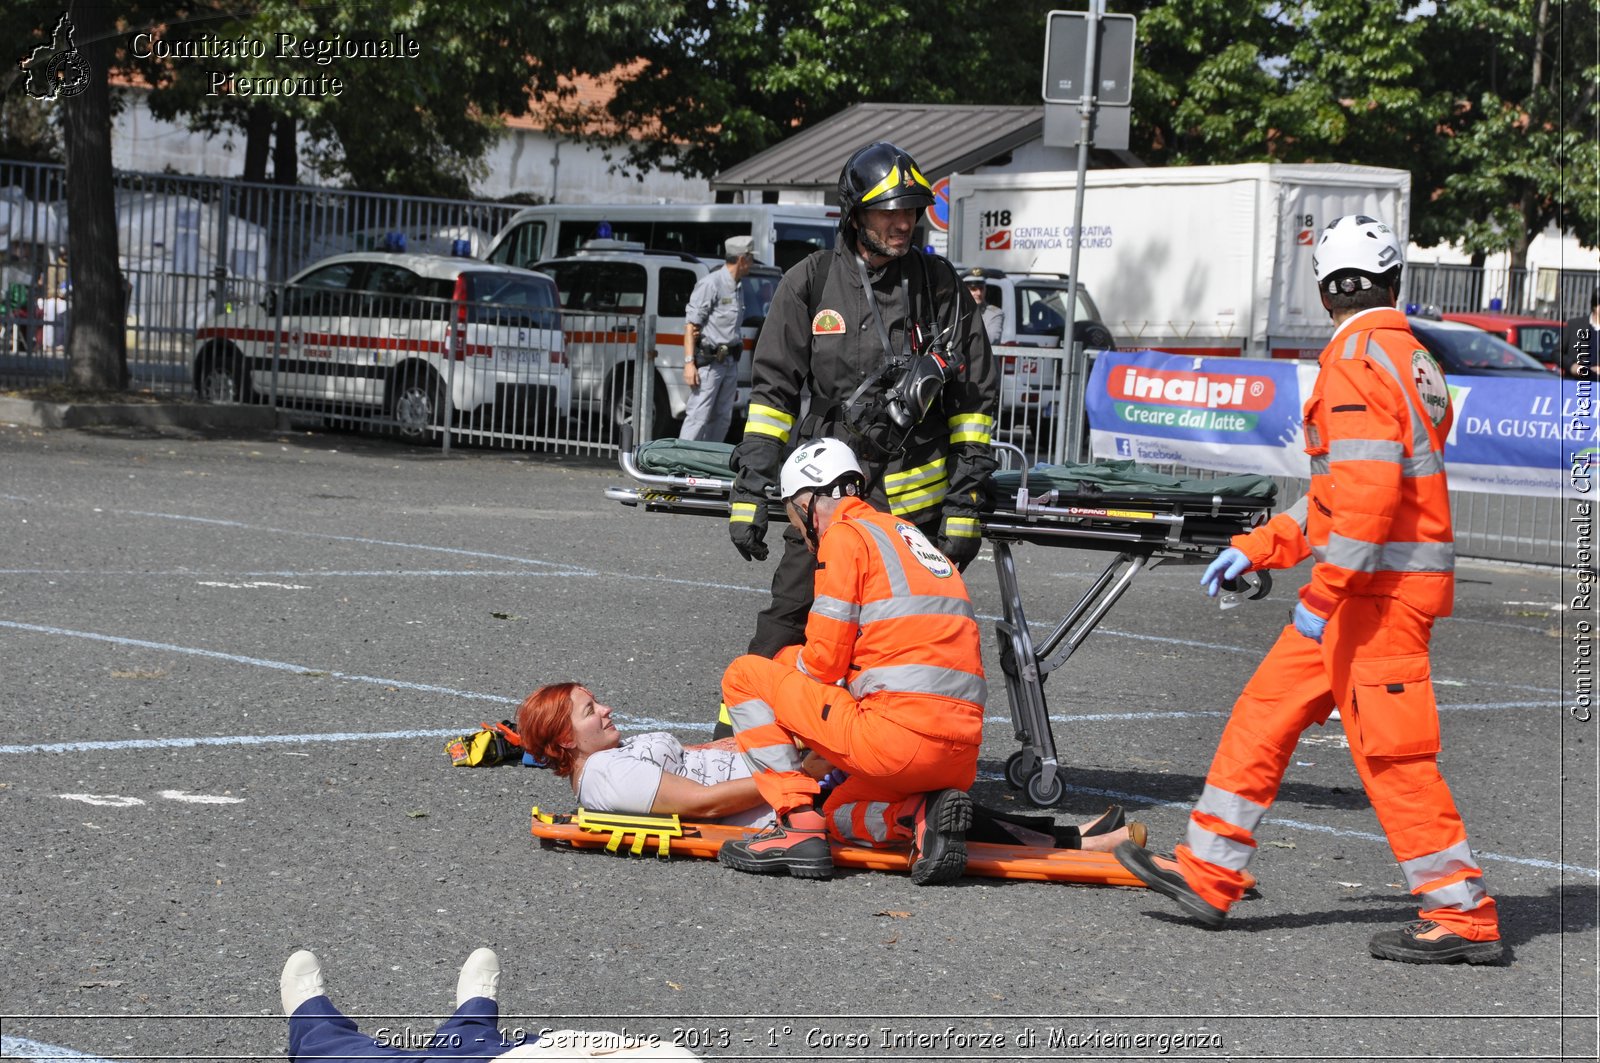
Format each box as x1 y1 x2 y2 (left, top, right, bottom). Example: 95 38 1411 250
579 0 1595 260
122 0 676 196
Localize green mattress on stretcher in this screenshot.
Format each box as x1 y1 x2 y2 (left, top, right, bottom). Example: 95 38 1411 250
634 438 1277 507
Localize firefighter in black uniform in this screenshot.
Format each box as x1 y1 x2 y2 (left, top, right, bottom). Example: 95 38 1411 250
713 141 998 735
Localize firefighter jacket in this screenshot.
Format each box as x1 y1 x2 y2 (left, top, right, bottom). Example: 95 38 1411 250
796 497 987 745
738 238 999 525
1234 306 1455 618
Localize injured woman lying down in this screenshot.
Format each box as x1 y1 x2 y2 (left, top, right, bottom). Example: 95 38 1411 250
517 682 1145 853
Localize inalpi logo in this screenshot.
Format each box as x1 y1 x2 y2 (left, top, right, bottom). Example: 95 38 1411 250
1109 366 1275 410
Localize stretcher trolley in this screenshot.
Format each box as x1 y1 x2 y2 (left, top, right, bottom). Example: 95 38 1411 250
607 438 1278 809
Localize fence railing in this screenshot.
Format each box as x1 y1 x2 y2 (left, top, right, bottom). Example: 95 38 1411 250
1406 261 1598 319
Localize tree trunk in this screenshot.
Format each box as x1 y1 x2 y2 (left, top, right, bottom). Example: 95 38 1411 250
272 115 298 186
243 104 272 184
60 0 127 392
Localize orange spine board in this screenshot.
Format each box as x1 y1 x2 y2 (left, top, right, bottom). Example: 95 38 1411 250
531 808 1145 888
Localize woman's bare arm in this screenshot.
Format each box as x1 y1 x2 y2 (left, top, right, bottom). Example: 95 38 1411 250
650 772 767 819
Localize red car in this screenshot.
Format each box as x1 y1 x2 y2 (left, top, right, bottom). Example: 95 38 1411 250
1440 311 1565 372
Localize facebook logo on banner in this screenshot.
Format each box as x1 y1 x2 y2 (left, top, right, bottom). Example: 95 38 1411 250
1115 437 1132 457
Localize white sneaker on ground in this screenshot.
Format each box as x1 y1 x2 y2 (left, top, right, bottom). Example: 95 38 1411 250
280 950 326 1015
456 947 501 1006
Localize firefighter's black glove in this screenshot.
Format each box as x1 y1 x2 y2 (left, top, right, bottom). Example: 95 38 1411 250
937 508 983 571
729 489 770 561
729 437 781 562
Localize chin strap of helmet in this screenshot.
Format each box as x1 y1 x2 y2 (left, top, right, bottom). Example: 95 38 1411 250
796 480 861 552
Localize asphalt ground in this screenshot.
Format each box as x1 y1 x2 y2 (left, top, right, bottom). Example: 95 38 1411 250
0 421 1594 1063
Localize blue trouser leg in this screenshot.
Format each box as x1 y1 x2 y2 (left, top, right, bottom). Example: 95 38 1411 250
287 996 512 1063
426 997 516 1059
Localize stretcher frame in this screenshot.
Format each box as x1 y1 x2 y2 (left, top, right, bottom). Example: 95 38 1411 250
607 441 1273 808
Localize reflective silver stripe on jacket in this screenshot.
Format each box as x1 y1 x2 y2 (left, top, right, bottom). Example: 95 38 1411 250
1314 532 1455 573
849 663 987 705
854 520 911 598
832 801 893 844
810 595 861 625
1345 335 1439 463
1329 438 1405 464
1282 494 1310 532
1398 839 1481 891
859 595 977 626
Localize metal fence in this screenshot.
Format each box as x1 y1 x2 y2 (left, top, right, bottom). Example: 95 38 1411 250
1406 261 1598 319
1 157 522 399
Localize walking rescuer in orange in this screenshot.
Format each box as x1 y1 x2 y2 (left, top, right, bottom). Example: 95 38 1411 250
1115 215 1504 965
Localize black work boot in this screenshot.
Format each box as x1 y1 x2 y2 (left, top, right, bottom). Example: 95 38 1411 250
1368 920 1505 965
717 807 833 879
1114 841 1227 927
905 789 972 885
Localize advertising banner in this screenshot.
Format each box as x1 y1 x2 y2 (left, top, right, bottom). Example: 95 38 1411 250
1086 350 1311 477
1444 377 1595 497
1086 350 1589 497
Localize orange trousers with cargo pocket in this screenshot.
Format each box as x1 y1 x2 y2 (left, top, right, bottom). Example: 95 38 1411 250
1175 594 1499 941
722 653 979 848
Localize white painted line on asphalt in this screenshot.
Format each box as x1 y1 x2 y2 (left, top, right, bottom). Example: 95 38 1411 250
8 729 465 755
157 789 244 804
195 580 310 590
0 619 513 703
58 794 145 807
0 1034 118 1062
121 509 597 573
0 568 602 578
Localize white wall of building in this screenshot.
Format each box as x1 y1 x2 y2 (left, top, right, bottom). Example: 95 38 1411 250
479 127 708 203
1407 221 1600 273
109 89 710 204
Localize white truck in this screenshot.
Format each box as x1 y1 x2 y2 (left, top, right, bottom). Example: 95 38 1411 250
947 162 1412 359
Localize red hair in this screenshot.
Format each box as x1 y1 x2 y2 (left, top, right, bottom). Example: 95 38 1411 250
517 682 582 778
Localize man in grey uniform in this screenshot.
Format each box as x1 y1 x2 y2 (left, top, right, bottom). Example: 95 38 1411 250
680 236 755 442
962 267 1004 345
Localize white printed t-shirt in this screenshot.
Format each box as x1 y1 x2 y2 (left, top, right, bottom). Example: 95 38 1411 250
574 732 774 828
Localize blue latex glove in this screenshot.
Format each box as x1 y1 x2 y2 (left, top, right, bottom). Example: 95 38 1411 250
1293 601 1327 643
1200 547 1251 597
819 769 849 793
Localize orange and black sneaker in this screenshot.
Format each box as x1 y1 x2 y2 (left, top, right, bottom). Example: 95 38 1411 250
904 789 972 885
717 808 833 879
1369 920 1505 965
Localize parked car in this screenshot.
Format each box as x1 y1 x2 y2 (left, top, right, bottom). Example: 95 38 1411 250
192 252 569 442
1439 311 1566 372
961 267 1118 442
1408 315 1556 376
529 241 782 440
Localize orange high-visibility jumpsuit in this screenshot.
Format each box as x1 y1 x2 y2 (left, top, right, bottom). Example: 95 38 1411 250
722 496 985 846
1176 306 1499 942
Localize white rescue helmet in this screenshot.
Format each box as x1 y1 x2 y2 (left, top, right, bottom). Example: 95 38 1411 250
1312 215 1404 287
780 438 865 501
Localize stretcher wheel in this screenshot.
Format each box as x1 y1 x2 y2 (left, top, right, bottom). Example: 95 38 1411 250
1004 750 1032 791
1024 767 1068 808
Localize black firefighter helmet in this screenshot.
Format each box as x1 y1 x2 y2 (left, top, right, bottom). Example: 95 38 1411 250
837 141 934 244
